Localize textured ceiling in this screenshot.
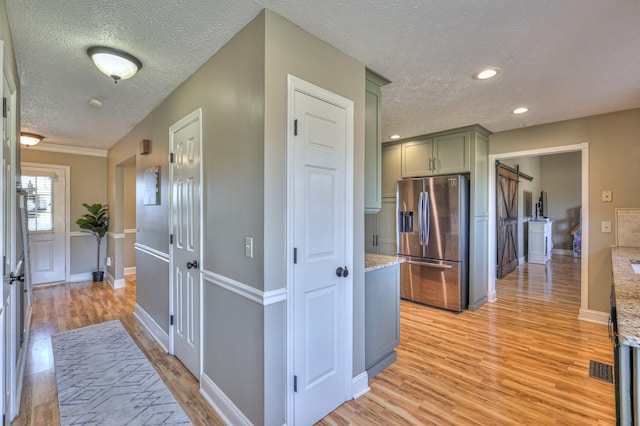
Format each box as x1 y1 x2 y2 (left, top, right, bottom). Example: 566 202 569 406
6 0 640 150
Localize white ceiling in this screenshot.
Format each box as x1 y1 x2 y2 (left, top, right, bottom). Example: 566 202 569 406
6 0 640 150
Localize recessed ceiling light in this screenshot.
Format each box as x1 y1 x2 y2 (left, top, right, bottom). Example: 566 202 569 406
513 107 529 114
473 68 501 80
88 98 103 108
20 132 44 146
390 134 401 140
87 46 142 83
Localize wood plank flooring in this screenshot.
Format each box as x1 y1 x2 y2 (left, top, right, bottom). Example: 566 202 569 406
320 255 615 425
11 276 224 426
13 255 615 425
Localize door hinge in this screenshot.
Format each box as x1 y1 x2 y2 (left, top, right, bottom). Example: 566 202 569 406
294 119 298 136
170 234 174 245
2 98 6 118
169 152 175 163
293 247 297 264
293 375 298 392
170 314 174 326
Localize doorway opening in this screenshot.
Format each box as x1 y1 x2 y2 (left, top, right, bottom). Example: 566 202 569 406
488 143 594 321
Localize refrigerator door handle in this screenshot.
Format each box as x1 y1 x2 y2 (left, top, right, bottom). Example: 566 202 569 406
418 191 425 245
424 191 430 245
404 259 453 269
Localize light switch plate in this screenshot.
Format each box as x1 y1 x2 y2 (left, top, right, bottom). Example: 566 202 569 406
602 190 612 202
601 221 612 233
245 237 253 258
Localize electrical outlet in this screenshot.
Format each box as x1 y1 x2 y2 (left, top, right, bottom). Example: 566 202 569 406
106 256 112 266
245 237 253 258
601 221 612 233
602 190 612 202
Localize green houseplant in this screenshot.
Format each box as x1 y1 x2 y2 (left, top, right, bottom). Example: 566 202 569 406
76 203 109 282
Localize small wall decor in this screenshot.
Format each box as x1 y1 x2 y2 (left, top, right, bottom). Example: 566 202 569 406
143 165 160 205
140 139 151 155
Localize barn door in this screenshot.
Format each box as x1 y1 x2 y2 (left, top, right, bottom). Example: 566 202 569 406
496 166 519 278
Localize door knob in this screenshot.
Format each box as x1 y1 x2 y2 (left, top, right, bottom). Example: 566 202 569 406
336 266 349 278
186 260 199 270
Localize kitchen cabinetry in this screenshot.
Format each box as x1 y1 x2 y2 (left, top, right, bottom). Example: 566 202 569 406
365 261 400 378
528 220 553 264
365 198 397 256
401 131 470 177
377 125 490 310
381 144 401 198
364 69 390 213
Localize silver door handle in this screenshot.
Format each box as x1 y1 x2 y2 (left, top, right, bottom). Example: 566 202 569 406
423 192 430 246
418 192 425 245
404 260 453 269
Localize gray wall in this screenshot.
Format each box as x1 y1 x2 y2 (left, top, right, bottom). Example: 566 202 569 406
264 11 366 395
123 160 136 269
490 108 640 313
107 9 365 425
540 152 581 251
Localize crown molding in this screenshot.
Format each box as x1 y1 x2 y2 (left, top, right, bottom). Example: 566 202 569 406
23 143 108 158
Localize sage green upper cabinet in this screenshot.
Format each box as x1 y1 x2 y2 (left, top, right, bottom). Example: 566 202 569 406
364 69 390 213
381 144 401 198
401 131 470 177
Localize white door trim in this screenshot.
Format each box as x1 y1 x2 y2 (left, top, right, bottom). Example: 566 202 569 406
487 142 590 317
285 75 355 424
21 163 71 284
168 108 203 378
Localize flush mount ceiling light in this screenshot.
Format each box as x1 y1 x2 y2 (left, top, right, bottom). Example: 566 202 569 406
390 134 401 140
473 68 501 80
513 107 529 114
87 46 142 83
20 132 43 146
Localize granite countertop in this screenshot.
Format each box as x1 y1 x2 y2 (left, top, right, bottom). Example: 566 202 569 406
365 253 405 273
611 246 640 347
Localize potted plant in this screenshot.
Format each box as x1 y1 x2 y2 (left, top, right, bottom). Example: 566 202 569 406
76 203 109 282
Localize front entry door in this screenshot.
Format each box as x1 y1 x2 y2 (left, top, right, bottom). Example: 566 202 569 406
496 166 519 278
169 109 201 379
21 166 67 285
291 80 353 425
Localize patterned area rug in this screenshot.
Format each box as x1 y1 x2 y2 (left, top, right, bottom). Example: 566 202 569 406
52 320 192 425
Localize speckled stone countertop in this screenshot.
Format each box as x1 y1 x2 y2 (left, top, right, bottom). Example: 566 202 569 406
611 246 640 347
364 253 405 273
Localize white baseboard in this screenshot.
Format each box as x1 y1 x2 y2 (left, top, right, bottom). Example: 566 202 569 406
133 303 169 352
107 272 125 289
69 272 93 283
124 267 137 275
552 249 574 256
351 371 370 399
200 372 252 426
488 289 497 303
578 308 609 325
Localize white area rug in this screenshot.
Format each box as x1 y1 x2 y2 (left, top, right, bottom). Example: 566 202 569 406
52 320 192 425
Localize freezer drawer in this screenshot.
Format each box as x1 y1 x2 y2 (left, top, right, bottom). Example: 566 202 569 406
400 259 466 312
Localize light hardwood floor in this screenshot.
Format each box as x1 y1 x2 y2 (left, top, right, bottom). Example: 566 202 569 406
12 276 224 426
13 255 614 425
321 255 615 425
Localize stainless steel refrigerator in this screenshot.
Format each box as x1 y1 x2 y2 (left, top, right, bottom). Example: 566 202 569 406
397 175 469 312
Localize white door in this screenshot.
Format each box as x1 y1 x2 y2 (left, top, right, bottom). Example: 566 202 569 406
21 166 66 285
291 81 353 425
169 109 201 378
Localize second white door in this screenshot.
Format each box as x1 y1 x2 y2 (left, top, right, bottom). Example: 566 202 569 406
292 81 353 425
170 110 202 378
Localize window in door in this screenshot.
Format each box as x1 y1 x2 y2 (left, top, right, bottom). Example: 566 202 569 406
21 175 53 232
